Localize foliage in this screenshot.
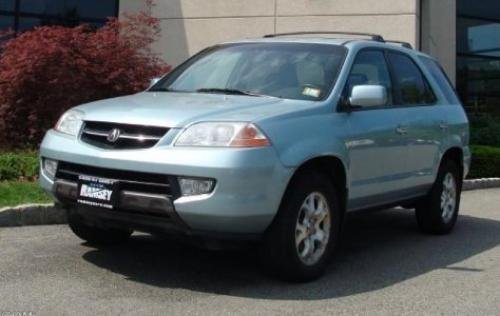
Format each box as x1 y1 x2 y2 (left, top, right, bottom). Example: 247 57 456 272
0 181 51 207
0 1 171 148
468 145 500 179
0 151 39 181
469 116 500 147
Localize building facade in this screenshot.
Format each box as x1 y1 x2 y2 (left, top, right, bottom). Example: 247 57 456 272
1 0 498 116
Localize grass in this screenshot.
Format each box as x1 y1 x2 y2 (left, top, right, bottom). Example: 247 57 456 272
0 181 52 208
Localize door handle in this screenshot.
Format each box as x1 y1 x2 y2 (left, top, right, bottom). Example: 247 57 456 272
439 121 448 130
396 124 408 135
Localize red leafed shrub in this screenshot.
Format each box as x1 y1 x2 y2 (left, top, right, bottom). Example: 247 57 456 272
0 4 171 148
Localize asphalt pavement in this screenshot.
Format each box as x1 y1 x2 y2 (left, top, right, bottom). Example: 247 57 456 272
1 188 499 315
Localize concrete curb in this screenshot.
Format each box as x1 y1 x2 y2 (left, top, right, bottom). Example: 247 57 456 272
0 203 66 227
463 178 500 191
0 178 499 227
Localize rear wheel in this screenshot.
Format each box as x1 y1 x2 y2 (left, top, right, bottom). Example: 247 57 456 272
260 170 342 282
416 160 462 234
67 210 132 245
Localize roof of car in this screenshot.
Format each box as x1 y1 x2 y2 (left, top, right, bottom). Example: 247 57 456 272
224 36 435 60
231 36 350 46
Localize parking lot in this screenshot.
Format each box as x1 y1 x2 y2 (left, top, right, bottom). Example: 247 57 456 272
1 188 499 315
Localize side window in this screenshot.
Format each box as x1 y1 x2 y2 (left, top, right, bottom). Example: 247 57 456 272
346 50 392 106
419 56 461 105
387 52 436 105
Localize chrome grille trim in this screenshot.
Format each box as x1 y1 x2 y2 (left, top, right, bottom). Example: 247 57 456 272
83 128 162 141
80 121 169 149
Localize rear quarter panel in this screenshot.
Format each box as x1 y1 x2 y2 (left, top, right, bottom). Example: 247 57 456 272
441 104 470 177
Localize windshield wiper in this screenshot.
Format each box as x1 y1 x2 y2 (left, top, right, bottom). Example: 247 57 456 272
149 87 183 92
196 88 264 97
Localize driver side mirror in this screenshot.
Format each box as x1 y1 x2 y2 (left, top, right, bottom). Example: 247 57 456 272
349 85 387 108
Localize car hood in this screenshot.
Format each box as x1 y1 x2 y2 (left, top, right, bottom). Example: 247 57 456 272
76 92 310 128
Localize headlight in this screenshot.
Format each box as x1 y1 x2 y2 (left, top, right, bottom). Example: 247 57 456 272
55 109 84 136
175 122 270 147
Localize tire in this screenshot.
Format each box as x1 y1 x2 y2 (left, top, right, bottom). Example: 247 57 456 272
416 159 462 235
67 210 132 245
260 170 342 282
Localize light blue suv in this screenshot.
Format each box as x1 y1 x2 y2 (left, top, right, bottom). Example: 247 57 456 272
39 32 470 281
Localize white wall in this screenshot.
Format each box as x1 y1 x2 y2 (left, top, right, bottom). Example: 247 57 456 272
420 0 456 84
120 0 420 67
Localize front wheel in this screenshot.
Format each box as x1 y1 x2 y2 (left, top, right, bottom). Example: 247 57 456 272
260 170 342 282
416 160 462 234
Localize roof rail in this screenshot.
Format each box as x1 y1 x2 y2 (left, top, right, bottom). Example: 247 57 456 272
263 31 385 42
385 40 413 49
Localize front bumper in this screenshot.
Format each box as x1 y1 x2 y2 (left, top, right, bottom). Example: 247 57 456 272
40 130 293 235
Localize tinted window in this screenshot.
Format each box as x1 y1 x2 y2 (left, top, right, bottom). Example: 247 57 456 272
457 17 500 58
346 50 392 105
0 0 15 11
457 0 500 115
387 52 436 105
20 0 117 19
154 43 347 101
0 15 14 31
419 56 461 104
0 0 117 33
457 0 500 22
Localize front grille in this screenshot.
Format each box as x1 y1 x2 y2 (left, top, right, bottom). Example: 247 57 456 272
80 121 169 149
56 161 178 198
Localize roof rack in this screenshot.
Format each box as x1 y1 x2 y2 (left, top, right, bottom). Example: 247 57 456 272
385 40 413 49
263 31 385 42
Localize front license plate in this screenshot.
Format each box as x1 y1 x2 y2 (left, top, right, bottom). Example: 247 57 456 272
77 175 116 209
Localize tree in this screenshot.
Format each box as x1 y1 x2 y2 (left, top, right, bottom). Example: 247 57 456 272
0 2 171 148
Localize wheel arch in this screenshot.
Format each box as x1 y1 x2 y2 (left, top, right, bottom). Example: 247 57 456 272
440 147 464 180
285 155 348 218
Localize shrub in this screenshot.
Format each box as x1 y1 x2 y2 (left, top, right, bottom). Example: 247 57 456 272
0 1 171 149
470 116 500 147
468 145 500 179
0 151 39 181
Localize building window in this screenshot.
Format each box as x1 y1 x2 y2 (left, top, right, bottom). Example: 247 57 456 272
0 0 119 33
457 0 500 116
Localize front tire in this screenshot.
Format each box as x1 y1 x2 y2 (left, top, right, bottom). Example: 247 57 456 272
260 170 342 282
67 210 133 245
416 160 462 234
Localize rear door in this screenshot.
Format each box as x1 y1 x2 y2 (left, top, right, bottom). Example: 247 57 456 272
344 49 412 210
385 52 444 191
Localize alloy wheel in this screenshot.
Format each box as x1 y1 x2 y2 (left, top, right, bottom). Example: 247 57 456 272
295 192 331 266
440 172 457 222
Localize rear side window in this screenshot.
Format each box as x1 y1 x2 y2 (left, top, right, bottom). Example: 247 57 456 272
387 52 436 105
346 50 393 105
419 56 461 105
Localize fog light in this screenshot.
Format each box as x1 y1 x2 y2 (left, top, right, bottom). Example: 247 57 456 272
178 177 215 196
43 158 58 179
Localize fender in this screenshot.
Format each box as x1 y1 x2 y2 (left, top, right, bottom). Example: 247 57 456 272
258 111 351 188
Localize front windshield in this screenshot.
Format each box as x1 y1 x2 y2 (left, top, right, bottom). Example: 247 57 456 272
150 43 347 101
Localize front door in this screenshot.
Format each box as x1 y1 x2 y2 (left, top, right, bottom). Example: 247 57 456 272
343 49 411 210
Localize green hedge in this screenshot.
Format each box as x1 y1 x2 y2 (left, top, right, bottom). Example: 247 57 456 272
468 145 500 179
470 117 500 147
0 151 39 181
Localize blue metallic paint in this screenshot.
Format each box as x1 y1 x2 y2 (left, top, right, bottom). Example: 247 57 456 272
39 39 470 234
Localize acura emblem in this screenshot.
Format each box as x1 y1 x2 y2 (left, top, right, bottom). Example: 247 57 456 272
107 128 121 143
